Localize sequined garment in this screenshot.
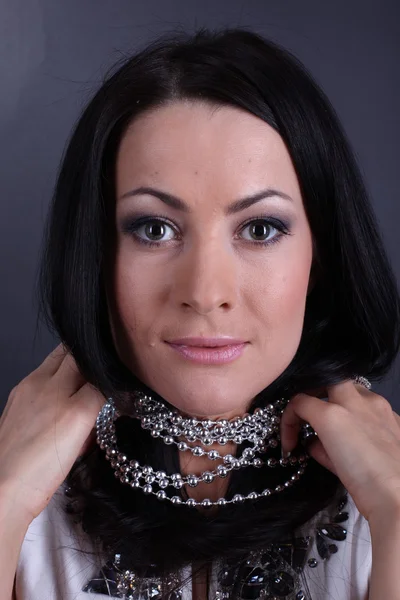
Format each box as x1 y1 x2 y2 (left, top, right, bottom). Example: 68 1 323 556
82 493 350 600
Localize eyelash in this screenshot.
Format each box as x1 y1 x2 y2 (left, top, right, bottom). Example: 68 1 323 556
121 214 292 248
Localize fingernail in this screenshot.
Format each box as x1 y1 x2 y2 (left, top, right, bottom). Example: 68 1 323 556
281 448 292 459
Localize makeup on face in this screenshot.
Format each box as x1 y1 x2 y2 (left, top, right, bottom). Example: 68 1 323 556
109 100 313 421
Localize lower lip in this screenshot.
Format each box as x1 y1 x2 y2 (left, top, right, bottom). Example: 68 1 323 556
166 342 247 364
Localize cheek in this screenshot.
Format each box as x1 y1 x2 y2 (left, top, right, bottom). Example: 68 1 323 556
112 250 167 338
249 248 312 326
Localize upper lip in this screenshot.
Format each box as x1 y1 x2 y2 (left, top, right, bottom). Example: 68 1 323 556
166 337 247 347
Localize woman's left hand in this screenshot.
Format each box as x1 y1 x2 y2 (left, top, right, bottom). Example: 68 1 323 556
280 380 400 523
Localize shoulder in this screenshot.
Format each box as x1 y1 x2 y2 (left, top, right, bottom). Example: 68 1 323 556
15 483 109 600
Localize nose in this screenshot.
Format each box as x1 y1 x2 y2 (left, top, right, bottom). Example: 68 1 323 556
170 238 238 315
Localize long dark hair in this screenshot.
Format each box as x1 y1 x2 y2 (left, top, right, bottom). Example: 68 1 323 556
36 26 400 596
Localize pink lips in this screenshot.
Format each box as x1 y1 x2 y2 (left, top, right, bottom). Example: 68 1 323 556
165 337 248 365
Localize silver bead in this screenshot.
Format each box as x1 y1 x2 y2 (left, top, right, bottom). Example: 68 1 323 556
233 494 244 504
247 492 258 500
187 475 199 487
143 484 153 494
157 490 167 500
178 442 188 451
173 480 184 489
242 448 253 458
192 447 205 456
130 460 139 469
130 480 141 489
171 414 183 425
209 450 220 460
203 437 213 446
171 496 182 505
217 498 227 506
202 471 214 483
253 458 263 468
155 471 167 479
186 498 197 507
201 499 212 508
171 473 182 482
217 465 228 478
151 430 161 438
159 479 169 489
168 426 180 436
223 454 234 464
145 475 155 484
164 436 174 445
142 466 153 475
213 426 225 436
262 489 272 496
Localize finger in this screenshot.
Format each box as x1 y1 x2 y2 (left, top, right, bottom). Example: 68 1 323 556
392 410 400 432
52 351 88 396
36 343 68 376
305 437 338 476
74 382 107 420
280 393 331 454
325 379 368 406
78 427 97 457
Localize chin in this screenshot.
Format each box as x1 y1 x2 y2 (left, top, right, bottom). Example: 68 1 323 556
155 387 255 420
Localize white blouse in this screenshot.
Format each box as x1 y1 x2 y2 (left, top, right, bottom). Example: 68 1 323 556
15 483 372 600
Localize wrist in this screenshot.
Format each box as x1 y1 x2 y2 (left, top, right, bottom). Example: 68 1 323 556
367 495 400 537
0 481 34 531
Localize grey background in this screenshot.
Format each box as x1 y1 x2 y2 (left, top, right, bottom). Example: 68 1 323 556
0 0 399 411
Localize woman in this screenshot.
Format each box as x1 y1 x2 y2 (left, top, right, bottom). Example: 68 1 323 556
1 26 400 600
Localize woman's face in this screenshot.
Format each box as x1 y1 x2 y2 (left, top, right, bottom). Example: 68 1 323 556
109 100 314 419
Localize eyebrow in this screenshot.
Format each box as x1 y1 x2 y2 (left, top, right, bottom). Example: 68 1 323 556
119 186 293 215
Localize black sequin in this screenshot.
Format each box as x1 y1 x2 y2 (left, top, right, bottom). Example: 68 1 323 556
82 494 350 599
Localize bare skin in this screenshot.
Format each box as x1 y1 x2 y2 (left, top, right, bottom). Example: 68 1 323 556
0 100 315 599
0 344 105 599
109 99 315 499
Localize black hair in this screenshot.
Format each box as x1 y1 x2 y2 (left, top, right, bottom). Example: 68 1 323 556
36 25 400 598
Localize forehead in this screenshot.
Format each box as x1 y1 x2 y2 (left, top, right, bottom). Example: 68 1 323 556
115 100 300 202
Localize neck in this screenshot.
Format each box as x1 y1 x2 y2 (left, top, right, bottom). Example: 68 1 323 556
178 437 237 507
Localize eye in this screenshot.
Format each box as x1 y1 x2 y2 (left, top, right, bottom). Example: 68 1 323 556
125 217 178 246
140 220 175 242
238 218 290 246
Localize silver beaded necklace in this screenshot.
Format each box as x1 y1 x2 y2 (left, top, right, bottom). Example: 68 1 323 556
95 376 371 508
96 391 312 508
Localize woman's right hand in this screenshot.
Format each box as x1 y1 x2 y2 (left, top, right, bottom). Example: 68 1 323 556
0 343 105 526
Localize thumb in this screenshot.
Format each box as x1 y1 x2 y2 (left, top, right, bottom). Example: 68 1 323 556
78 427 97 457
